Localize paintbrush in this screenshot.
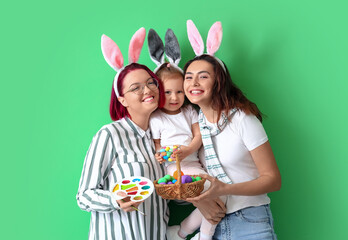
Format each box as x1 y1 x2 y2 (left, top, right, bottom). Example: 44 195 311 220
121 199 146 216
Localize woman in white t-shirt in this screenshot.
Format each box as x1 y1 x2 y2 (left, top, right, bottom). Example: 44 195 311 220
183 54 281 240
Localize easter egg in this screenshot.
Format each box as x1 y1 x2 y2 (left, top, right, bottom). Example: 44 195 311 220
172 179 177 184
167 181 173 184
196 176 202 181
157 178 167 184
159 182 166 185
182 175 193 184
164 175 172 181
173 170 184 180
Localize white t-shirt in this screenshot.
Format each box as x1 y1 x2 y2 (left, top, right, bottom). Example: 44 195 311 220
150 105 199 162
198 110 270 214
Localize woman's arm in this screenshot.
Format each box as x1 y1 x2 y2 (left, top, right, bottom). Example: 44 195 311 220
187 141 281 201
76 129 119 213
175 122 202 160
189 198 227 225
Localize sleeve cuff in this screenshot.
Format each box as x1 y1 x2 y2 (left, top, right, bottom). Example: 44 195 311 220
247 137 268 151
109 195 120 210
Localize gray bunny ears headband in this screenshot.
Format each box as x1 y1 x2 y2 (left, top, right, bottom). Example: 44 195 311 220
147 28 183 73
101 28 146 97
186 20 226 72
101 22 223 98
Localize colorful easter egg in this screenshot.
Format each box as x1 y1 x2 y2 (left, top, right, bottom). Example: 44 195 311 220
182 175 193 184
160 145 180 162
164 175 172 181
157 178 167 184
173 170 184 180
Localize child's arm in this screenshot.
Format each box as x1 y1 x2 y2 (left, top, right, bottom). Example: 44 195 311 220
175 122 202 161
154 139 165 164
154 139 162 152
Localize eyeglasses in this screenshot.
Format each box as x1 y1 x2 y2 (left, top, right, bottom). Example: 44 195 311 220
123 78 159 95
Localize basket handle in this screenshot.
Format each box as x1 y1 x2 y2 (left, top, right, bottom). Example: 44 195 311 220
175 154 182 199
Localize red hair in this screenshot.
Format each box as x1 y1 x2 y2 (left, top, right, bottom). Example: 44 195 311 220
109 63 165 121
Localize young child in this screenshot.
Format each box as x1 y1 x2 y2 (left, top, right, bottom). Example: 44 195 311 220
149 64 219 240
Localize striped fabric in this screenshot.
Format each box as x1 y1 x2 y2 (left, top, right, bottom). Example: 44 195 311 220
76 117 169 240
198 109 237 184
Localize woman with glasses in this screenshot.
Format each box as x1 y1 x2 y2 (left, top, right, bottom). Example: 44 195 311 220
76 63 169 240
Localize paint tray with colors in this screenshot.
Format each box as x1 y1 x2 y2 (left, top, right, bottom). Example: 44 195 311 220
111 176 154 202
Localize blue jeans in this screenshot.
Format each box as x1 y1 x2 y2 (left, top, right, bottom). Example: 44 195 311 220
213 204 277 240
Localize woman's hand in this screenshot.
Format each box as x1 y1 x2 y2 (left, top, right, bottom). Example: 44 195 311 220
186 174 228 202
117 197 143 212
185 175 228 224
187 197 226 225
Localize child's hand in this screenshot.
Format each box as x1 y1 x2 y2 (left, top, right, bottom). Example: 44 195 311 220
155 152 165 164
173 145 190 161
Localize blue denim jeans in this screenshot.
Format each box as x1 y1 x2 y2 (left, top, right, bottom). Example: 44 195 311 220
213 204 277 240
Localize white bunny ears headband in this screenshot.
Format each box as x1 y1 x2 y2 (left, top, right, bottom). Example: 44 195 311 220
147 28 182 74
101 27 146 97
186 20 226 72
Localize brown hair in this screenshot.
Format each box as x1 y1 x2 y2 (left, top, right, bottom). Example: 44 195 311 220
183 54 262 122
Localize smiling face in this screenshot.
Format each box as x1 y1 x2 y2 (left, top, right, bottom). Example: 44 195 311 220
118 69 159 117
161 75 185 115
184 60 215 109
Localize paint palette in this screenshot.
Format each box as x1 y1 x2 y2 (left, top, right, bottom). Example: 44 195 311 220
111 176 154 202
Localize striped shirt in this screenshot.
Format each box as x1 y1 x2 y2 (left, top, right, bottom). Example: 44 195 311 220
77 117 169 240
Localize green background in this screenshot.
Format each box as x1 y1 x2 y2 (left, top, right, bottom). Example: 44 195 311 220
1 0 347 239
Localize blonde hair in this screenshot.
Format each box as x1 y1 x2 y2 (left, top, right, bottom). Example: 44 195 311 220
156 63 183 82
156 63 190 108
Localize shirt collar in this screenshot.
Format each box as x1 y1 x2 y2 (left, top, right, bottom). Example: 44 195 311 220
125 117 151 139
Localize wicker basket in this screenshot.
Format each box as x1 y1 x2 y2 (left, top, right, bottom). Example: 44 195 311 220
153 155 206 200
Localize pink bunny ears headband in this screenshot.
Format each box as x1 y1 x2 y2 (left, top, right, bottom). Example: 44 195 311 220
101 27 146 97
186 20 226 72
148 28 182 73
